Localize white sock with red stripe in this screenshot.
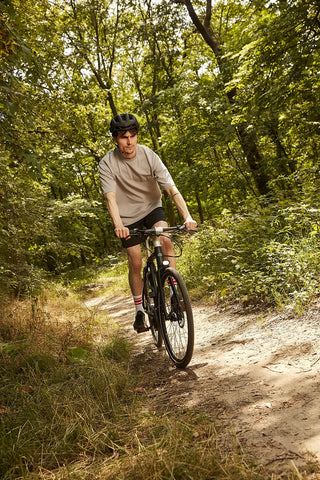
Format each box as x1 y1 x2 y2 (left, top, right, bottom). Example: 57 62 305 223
167 278 177 296
133 295 144 313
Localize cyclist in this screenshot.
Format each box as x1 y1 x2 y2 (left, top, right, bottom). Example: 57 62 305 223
99 113 197 333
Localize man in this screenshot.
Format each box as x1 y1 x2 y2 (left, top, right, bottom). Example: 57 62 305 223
99 113 197 333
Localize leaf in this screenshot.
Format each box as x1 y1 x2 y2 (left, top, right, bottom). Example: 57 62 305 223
66 346 90 363
0 342 27 356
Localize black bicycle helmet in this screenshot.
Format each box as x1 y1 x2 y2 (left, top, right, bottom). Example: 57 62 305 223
109 113 140 135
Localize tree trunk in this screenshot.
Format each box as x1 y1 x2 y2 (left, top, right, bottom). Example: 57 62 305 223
175 0 270 195
236 123 270 195
266 119 296 175
195 191 204 223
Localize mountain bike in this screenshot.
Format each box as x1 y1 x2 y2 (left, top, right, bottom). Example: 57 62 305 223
129 225 195 369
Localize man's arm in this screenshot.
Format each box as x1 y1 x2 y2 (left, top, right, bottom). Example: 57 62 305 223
165 186 197 231
104 192 129 239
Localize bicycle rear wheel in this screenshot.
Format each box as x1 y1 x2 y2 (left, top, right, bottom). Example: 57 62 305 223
160 267 194 368
142 264 162 347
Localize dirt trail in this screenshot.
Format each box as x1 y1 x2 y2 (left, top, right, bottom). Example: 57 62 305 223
86 294 320 475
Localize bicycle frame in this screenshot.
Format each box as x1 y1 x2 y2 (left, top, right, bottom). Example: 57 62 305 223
144 227 170 321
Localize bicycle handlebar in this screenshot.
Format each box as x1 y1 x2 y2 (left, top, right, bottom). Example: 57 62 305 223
128 225 197 236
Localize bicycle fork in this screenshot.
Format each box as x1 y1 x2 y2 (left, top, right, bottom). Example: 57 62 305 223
145 231 170 323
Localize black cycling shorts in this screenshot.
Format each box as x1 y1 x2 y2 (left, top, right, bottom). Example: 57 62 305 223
120 207 167 248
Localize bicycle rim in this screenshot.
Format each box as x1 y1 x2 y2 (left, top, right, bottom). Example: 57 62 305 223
160 267 194 368
142 265 162 347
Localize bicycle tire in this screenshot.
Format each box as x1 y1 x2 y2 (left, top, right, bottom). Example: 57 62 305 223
142 263 162 347
160 267 194 368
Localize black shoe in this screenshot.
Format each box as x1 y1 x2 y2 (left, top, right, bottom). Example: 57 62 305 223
133 311 148 333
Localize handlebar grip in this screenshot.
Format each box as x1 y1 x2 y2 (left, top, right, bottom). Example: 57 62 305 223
129 228 139 235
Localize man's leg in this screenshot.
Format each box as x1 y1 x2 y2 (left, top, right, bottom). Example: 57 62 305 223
126 244 147 332
152 220 176 268
126 243 143 296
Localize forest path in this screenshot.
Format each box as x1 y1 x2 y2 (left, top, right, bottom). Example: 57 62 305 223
85 294 320 476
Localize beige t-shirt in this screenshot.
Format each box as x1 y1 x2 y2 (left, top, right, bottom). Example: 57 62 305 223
99 144 175 225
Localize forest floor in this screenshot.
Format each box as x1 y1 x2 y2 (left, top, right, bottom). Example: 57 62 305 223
85 293 320 477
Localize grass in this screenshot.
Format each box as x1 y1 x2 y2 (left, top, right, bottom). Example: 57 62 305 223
0 289 133 479
96 413 270 480
57 254 130 299
0 280 316 479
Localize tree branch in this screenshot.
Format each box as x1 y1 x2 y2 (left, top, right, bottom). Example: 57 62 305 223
173 0 221 57
204 0 212 31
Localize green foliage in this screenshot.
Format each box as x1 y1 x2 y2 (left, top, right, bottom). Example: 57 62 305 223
180 201 320 309
1 0 320 301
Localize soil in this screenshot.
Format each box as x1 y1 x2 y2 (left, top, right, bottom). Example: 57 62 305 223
85 293 320 477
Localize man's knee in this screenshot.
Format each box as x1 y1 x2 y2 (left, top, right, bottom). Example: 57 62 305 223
161 235 173 254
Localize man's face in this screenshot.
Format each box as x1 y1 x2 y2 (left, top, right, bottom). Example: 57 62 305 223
114 130 138 159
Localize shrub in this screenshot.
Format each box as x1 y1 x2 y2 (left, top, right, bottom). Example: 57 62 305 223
180 202 320 309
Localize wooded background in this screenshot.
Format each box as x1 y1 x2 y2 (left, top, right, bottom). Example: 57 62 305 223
1 0 320 300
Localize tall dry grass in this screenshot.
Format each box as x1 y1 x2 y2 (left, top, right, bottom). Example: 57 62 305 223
0 290 133 479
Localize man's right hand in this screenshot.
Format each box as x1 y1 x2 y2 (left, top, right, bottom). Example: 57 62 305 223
114 226 130 238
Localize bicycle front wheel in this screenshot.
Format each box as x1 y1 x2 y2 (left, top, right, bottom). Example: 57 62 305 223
160 267 194 368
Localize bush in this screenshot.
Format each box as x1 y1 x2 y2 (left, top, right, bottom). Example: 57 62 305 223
179 202 320 309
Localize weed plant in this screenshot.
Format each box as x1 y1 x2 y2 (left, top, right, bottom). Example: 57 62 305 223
179 200 320 310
